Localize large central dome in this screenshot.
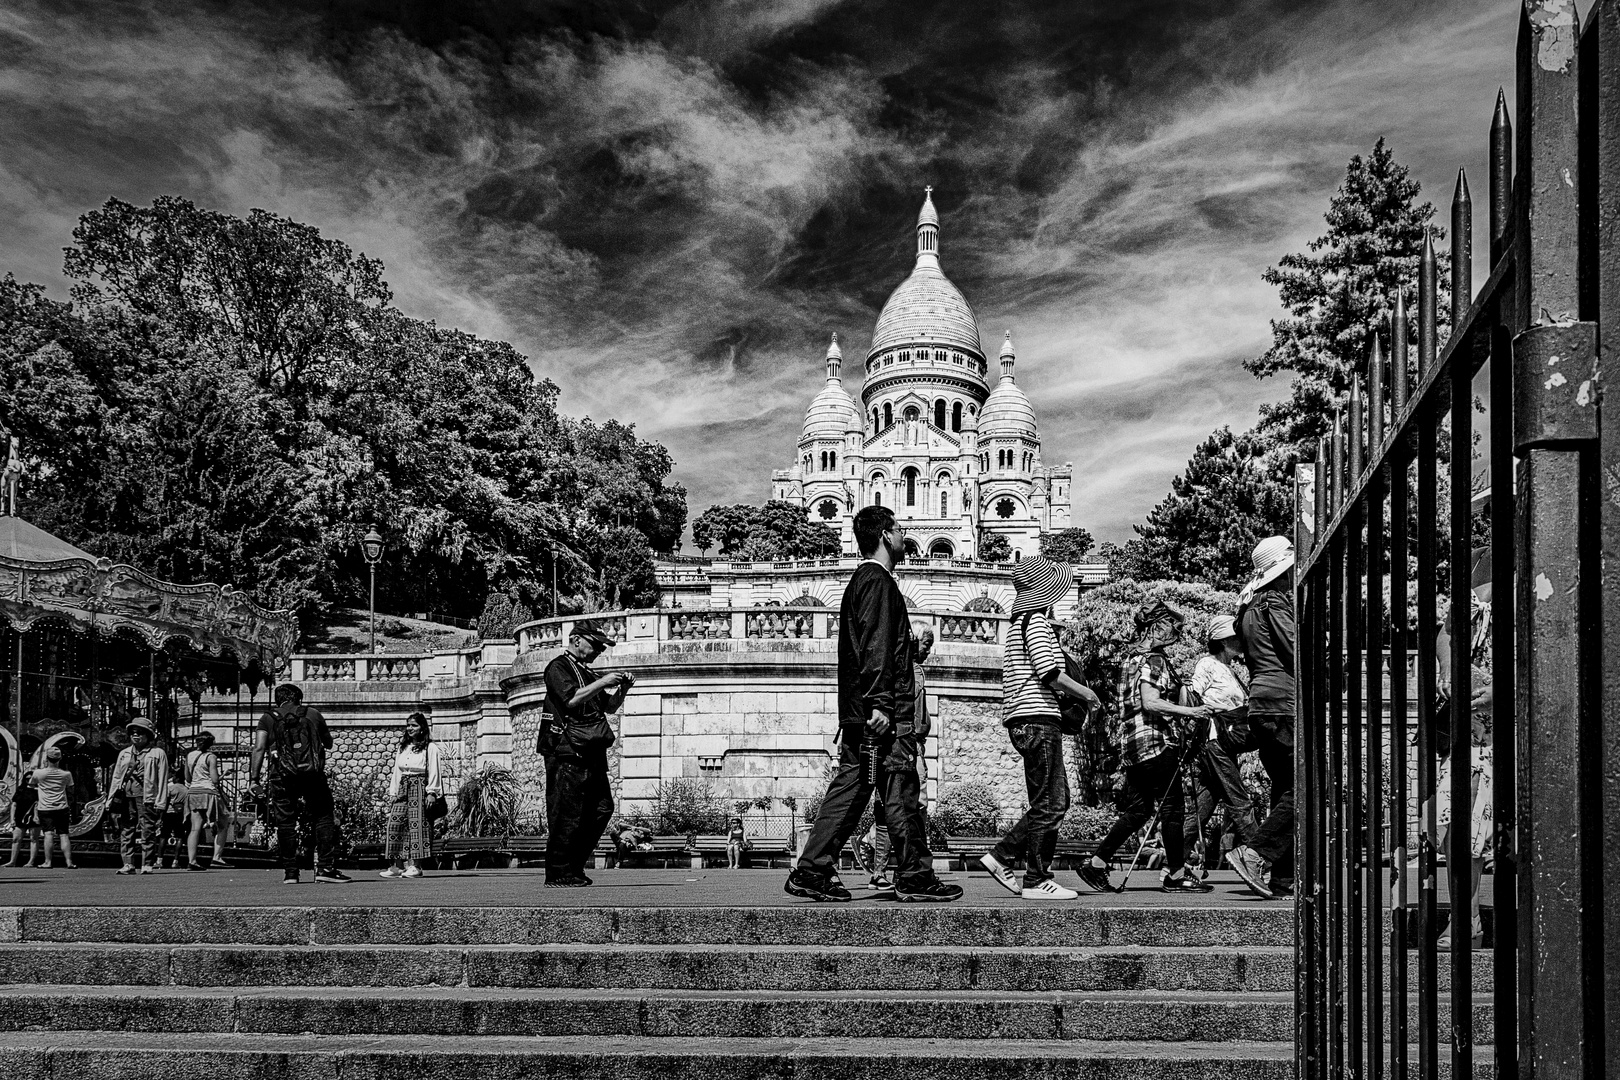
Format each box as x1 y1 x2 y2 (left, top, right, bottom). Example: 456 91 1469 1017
866 189 985 361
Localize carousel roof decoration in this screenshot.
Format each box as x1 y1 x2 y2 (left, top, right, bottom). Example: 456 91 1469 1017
0 520 297 665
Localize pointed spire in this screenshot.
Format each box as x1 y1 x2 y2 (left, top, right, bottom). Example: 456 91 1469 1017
825 332 842 380
999 331 1015 379
915 186 940 269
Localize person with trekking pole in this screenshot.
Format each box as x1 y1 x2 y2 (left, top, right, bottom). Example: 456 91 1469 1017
1075 600 1213 894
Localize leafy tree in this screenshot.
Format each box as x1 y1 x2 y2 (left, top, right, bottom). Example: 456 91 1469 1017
691 500 839 559
0 198 687 624
976 531 1012 563
1040 527 1095 562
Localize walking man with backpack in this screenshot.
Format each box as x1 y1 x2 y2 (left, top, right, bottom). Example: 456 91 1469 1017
250 684 350 884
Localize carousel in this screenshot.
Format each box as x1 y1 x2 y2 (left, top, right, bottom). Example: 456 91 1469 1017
0 442 297 837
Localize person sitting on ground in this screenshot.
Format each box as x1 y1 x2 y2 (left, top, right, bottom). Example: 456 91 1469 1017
108 718 168 875
1077 600 1213 894
185 732 230 871
382 711 442 879
29 746 76 869
726 817 748 869
980 557 1101 900
6 770 42 868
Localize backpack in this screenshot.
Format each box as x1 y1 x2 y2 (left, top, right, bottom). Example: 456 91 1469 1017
1017 612 1095 737
266 705 323 774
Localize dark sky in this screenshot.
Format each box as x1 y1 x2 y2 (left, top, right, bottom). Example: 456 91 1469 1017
0 0 1517 540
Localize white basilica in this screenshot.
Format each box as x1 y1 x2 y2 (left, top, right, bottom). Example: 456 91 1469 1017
771 189 1073 561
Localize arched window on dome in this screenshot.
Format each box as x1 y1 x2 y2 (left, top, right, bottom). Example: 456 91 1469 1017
873 491 882 507
829 451 837 469
933 399 946 428
899 350 910 364
903 467 918 506
951 402 962 431
903 405 920 422
818 451 826 471
883 403 893 428
872 408 880 432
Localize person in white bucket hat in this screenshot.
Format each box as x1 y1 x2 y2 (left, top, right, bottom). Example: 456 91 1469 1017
1227 536 1297 899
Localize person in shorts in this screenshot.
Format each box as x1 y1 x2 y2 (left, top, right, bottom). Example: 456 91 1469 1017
185 731 230 871
6 778 41 868
29 746 75 868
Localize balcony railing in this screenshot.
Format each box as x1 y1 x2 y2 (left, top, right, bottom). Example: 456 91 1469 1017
512 607 1007 653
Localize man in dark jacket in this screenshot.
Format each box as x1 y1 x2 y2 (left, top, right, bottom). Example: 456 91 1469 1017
1227 536 1296 898
250 684 348 885
541 624 633 888
786 505 961 903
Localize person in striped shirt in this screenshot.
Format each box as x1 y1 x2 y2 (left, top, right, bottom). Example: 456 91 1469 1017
979 557 1100 900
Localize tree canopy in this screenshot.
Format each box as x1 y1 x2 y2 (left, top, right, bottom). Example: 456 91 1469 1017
690 500 840 559
0 197 686 623
1106 140 1443 588
977 531 1012 563
1039 527 1095 562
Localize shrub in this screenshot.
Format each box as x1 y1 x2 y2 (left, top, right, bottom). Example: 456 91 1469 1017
932 781 1000 836
452 765 532 837
1058 804 1116 841
622 777 728 835
326 773 388 859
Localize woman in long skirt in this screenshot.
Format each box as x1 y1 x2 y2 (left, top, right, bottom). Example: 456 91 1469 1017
382 712 441 879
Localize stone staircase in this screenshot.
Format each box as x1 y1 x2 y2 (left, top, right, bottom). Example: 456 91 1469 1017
0 899 1477 1078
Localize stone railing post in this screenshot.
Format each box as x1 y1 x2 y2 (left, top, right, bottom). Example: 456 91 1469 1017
353 657 369 682
730 611 747 639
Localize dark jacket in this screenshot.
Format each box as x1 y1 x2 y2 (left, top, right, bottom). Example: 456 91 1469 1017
1238 582 1296 716
837 562 915 734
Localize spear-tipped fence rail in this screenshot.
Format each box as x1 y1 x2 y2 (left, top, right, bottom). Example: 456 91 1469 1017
1293 2 1619 1077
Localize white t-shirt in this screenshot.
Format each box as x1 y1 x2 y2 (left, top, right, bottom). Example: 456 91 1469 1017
1191 655 1248 711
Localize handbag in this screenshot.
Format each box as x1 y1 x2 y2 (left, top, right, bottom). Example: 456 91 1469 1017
425 794 448 823
557 654 618 752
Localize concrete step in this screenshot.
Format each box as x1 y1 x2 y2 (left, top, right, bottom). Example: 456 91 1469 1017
1 904 1292 948
0 1031 1503 1079
0 942 1295 992
0 985 1297 1042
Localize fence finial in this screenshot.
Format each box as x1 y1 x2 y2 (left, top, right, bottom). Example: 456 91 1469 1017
1419 229 1438 376
1451 169 1473 332
1369 334 1386 450
1490 89 1512 262
1349 377 1364 478
1392 289 1409 413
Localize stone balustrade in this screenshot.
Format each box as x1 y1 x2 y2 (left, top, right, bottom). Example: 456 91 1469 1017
512 606 1005 653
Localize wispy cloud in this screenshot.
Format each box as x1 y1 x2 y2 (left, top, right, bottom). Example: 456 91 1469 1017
0 0 1516 540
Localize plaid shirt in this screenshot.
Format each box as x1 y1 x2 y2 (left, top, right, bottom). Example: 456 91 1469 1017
1117 651 1179 767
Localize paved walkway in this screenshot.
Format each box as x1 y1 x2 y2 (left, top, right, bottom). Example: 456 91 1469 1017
0 865 1286 909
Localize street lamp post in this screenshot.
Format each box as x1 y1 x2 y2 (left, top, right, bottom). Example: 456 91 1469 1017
361 526 384 654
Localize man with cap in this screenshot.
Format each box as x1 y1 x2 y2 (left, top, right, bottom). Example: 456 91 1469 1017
1184 615 1259 863
109 718 167 874
786 505 961 903
251 684 349 884
1076 600 1214 893
1227 536 1296 898
980 556 1100 899
541 623 634 887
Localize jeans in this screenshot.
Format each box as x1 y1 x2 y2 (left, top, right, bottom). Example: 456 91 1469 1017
1182 733 1259 851
266 769 339 873
797 729 936 887
1247 714 1294 877
119 802 163 867
545 749 614 879
991 721 1070 887
1095 749 1186 871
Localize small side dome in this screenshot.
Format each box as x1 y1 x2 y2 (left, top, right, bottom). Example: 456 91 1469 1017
978 332 1038 439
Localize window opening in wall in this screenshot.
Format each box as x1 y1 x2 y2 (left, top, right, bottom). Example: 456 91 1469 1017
883 404 892 427
829 451 837 469
1013 551 1021 562
904 468 917 506
940 492 949 517
698 756 723 778
951 402 962 431
818 499 839 520
995 498 1015 519
934 399 946 428
904 406 920 422
874 491 882 506
929 538 954 558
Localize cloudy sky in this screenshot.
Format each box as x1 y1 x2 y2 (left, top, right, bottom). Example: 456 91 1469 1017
0 0 1519 543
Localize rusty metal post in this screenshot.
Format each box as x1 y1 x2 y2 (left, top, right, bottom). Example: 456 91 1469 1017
1512 2 1599 1076
1452 169 1473 332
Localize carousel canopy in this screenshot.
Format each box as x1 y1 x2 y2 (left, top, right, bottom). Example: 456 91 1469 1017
0 516 296 666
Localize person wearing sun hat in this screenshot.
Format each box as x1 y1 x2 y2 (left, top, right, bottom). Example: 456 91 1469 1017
1183 614 1259 861
980 556 1100 900
108 717 168 875
1227 536 1297 899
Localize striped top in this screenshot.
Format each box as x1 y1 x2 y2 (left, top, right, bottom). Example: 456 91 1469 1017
1002 611 1064 723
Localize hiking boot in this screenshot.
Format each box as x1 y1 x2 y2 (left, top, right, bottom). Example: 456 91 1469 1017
1161 870 1214 893
784 868 852 902
314 868 353 884
282 869 300 885
1075 860 1114 893
895 876 964 903
1021 878 1079 900
1225 846 1275 898
978 852 1021 896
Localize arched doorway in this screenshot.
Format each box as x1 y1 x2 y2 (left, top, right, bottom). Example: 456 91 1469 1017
902 538 920 560
928 538 955 558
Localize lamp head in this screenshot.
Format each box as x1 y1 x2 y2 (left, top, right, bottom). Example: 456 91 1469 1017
361 525 384 565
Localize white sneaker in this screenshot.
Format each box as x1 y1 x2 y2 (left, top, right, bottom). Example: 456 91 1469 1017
402 864 423 878
378 867 402 878
1020 878 1079 900
979 852 1021 896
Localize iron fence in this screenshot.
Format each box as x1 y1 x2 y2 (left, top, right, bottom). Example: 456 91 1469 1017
1294 2 1617 1077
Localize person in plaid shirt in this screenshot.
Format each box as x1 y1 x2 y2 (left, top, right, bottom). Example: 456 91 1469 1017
1076 600 1213 894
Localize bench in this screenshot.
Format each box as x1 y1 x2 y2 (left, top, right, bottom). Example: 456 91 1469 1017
939 836 1105 872
595 833 691 869
437 835 548 869
682 835 796 869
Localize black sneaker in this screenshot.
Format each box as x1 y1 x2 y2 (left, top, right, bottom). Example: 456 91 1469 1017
544 875 588 888
282 869 299 885
1076 861 1114 893
314 868 353 884
1270 878 1295 898
895 877 964 903
784 868 852 902
186 862 209 872
1161 871 1214 894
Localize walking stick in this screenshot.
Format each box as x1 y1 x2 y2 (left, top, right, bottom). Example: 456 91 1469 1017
1113 723 1208 894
